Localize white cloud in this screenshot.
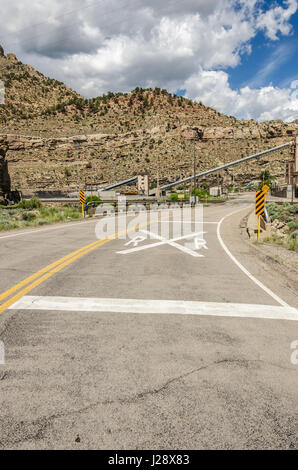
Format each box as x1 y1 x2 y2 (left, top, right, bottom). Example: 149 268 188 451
0 0 297 121
256 0 298 40
185 69 298 122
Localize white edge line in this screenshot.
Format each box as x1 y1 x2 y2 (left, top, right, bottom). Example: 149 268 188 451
217 207 290 308
0 218 96 240
0 212 133 240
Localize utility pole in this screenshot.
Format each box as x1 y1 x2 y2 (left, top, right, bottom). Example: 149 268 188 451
291 145 294 204
156 153 160 201
295 136 298 202
193 137 197 205
290 136 298 203
75 143 81 193
93 160 96 194
77 155 81 191
77 158 81 192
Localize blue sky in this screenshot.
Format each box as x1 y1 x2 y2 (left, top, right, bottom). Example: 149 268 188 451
228 7 298 90
175 6 298 99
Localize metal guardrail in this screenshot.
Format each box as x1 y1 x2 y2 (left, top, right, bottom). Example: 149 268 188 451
85 199 226 217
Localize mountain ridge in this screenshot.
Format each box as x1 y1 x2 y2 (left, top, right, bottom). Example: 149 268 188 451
0 48 297 192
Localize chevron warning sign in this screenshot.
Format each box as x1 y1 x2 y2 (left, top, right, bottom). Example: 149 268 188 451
80 190 85 205
255 190 265 216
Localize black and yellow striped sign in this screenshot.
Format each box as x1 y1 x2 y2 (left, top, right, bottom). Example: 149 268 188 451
79 190 85 205
255 190 265 216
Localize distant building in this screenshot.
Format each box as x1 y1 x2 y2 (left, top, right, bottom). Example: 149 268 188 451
285 137 298 197
210 186 222 197
137 174 150 195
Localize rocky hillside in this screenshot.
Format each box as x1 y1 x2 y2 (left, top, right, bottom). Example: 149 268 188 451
0 46 297 192
0 47 80 124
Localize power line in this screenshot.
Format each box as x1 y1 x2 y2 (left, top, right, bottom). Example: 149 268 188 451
0 0 182 54
2 0 181 40
1 0 140 48
0 0 108 39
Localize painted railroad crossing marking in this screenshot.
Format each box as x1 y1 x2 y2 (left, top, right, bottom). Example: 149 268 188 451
117 229 208 257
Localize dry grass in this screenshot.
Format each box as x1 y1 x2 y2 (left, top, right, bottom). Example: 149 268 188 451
0 198 81 231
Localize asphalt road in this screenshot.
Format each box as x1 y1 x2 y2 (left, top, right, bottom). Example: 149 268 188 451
0 195 297 450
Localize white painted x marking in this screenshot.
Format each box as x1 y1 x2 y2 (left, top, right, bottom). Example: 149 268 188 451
116 230 207 257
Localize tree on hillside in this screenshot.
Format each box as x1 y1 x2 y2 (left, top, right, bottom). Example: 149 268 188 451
258 169 276 189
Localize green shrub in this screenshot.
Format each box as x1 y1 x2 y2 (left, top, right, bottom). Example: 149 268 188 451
192 188 208 198
18 197 41 209
54 213 65 222
169 193 178 201
287 237 298 252
288 222 298 231
85 195 101 205
68 212 80 219
40 206 58 218
22 211 36 221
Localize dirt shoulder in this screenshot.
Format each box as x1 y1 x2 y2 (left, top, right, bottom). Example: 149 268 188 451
240 211 298 293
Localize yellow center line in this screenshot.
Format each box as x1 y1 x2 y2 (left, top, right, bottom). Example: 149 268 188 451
0 238 109 315
0 238 104 303
0 215 168 315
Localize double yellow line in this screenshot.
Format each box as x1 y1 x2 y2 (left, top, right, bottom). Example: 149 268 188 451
0 215 166 316
0 237 111 315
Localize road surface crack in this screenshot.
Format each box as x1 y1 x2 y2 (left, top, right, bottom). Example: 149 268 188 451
1 357 295 447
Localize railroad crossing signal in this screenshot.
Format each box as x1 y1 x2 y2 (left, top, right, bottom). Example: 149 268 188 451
80 190 85 216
